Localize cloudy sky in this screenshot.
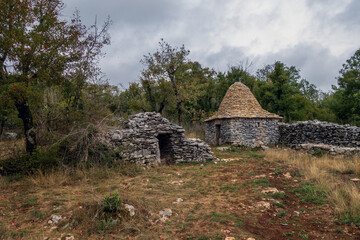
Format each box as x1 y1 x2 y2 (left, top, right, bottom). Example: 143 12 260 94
62 0 360 91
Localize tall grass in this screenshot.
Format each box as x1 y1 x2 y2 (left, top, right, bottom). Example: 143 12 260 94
265 148 360 224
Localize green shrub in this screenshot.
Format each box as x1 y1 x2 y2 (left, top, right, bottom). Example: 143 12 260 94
103 192 122 213
0 147 60 175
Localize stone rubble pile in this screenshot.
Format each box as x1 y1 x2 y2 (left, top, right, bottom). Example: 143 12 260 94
292 143 360 156
101 112 215 166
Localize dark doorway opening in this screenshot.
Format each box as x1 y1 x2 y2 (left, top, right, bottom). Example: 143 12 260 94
157 134 174 164
216 125 221 146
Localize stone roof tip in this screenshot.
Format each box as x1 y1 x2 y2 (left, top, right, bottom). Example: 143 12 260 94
205 82 282 121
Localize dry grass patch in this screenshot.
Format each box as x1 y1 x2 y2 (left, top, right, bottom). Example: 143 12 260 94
265 148 360 224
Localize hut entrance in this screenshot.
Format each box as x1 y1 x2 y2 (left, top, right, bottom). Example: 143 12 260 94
216 125 221 146
157 133 174 164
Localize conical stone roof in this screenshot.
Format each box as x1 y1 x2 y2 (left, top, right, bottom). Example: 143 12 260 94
205 82 282 121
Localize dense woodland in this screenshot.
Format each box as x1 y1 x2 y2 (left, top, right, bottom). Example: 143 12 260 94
1 0 360 172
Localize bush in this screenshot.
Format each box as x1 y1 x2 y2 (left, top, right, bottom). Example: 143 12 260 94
0 146 60 175
103 192 122 213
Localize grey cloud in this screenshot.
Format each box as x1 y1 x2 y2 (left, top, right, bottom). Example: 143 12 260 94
336 0 360 27
257 43 348 91
60 0 360 92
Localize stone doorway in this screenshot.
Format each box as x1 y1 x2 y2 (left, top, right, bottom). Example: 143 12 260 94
157 133 174 164
216 125 221 146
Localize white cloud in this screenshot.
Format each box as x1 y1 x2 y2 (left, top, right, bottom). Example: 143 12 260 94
62 0 360 91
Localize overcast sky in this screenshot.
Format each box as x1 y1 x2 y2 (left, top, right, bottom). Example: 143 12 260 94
62 0 360 91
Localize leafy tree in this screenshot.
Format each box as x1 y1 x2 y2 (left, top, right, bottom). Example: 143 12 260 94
140 39 190 125
0 0 110 153
255 61 324 122
331 48 360 125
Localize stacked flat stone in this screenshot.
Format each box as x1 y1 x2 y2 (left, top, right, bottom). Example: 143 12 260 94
205 118 280 148
102 112 215 166
293 143 360 156
279 120 360 148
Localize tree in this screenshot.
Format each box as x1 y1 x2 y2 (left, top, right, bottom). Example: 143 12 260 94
254 61 324 122
0 0 110 153
140 39 190 125
331 48 360 125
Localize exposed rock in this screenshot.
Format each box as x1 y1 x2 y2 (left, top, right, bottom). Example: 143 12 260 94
254 201 271 209
261 188 282 194
283 172 292 179
350 178 360 182
124 204 135 217
159 209 172 221
60 234 75 240
173 198 183 204
292 143 360 156
5 132 17 139
48 215 62 224
216 147 231 151
100 112 215 166
171 180 183 185
225 237 235 240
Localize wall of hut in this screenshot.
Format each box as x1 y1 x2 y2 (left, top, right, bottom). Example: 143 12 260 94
205 118 280 147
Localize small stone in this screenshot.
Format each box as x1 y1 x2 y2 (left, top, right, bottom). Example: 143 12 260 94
247 238 256 240
124 204 135 216
60 234 75 240
261 188 283 194
171 180 183 185
216 147 231 151
254 201 271 209
260 145 268 150
294 211 300 216
5 132 17 139
173 198 183 204
225 237 235 240
49 215 62 224
283 172 292 179
350 178 360 182
159 209 172 221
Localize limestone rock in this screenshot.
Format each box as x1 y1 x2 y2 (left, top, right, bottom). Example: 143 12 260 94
261 188 282 194
159 209 172 221
124 204 135 216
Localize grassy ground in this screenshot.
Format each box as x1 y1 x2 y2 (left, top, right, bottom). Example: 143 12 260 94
0 145 359 239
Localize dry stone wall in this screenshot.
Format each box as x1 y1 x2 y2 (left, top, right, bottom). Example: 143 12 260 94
279 120 360 148
205 118 279 147
101 112 215 166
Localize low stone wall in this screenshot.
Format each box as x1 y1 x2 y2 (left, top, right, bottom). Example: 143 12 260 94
100 112 215 166
205 118 279 147
293 143 360 156
279 120 360 148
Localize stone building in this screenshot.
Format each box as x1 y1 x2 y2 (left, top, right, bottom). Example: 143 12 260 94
205 82 282 147
102 112 215 166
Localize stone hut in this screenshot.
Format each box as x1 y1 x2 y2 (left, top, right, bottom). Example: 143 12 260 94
205 82 282 147
102 112 215 166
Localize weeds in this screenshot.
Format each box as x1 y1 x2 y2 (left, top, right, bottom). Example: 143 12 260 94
265 148 360 225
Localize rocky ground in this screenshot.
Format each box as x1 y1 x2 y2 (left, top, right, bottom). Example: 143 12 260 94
0 145 359 239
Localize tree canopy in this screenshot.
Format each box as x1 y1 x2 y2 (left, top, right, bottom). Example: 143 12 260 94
0 0 111 153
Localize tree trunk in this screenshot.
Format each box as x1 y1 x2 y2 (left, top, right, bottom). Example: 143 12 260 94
177 102 182 126
14 99 37 154
0 117 5 140
169 74 182 125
